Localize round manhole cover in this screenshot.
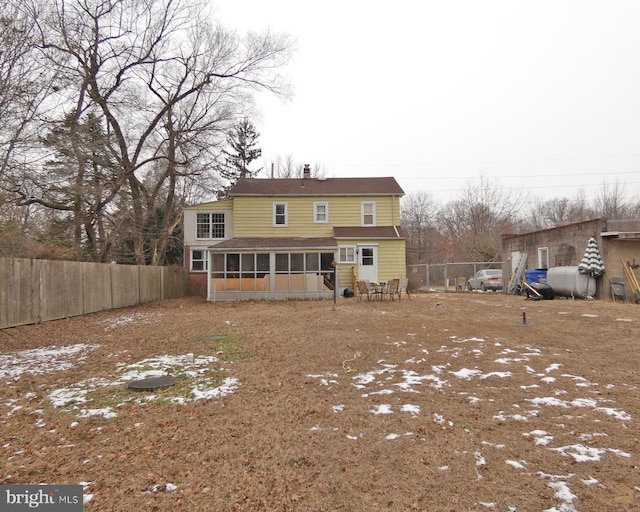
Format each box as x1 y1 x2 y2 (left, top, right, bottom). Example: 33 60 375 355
128 375 176 391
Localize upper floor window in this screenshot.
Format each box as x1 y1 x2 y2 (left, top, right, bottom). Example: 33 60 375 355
190 249 207 272
314 202 329 223
196 212 225 239
361 202 376 226
273 202 288 226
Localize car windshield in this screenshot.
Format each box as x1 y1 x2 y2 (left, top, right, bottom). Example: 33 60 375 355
486 270 501 276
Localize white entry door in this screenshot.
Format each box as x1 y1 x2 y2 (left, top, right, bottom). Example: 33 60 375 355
358 245 378 282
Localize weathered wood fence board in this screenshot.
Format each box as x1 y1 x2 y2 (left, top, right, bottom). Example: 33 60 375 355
162 266 187 299
111 264 141 309
0 258 40 327
40 260 85 322
139 266 162 304
0 258 187 329
83 263 113 314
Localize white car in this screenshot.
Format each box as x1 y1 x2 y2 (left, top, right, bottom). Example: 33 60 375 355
467 269 503 291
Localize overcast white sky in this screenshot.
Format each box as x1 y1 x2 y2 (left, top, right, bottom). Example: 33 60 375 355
211 1 640 205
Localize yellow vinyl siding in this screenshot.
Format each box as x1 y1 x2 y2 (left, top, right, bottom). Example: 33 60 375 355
335 239 406 286
233 196 400 236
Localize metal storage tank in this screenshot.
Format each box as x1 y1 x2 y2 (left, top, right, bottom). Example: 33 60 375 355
546 266 596 298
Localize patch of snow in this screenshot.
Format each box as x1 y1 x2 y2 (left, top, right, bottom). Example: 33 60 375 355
0 344 99 380
370 404 393 415
550 444 606 463
101 312 163 330
400 404 420 416
77 407 118 420
480 371 512 379
191 377 239 400
505 460 527 470
451 368 483 380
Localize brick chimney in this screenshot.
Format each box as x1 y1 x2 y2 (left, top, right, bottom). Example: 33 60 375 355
303 164 311 178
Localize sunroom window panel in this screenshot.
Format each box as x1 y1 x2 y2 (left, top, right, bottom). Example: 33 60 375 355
275 253 289 272
291 253 304 272
241 254 255 271
257 254 270 272
305 253 319 271
211 253 224 272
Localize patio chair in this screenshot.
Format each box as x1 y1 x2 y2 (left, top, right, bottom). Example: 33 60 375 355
386 279 399 300
610 277 627 303
356 280 373 301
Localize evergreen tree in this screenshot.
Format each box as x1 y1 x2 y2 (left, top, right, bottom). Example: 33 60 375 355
218 119 263 198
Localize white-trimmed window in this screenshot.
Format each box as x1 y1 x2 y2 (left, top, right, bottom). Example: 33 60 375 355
196 212 225 239
273 202 288 226
191 249 208 272
338 246 356 264
361 202 376 226
538 247 549 269
313 202 329 223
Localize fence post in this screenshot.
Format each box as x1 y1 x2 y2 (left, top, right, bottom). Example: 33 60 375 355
444 264 449 292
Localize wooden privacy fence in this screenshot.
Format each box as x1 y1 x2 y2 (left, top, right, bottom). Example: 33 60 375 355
0 257 188 329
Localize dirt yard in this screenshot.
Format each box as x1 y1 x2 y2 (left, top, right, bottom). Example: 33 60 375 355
1 291 639 511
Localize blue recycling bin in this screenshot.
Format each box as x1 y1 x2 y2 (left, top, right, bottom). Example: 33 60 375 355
524 269 547 285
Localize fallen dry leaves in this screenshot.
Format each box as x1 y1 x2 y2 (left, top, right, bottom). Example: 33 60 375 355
1 292 639 511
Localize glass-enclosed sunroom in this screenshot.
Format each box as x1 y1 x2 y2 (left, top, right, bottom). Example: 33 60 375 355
207 237 338 301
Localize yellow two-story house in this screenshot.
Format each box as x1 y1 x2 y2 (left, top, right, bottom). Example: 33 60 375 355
183 171 406 301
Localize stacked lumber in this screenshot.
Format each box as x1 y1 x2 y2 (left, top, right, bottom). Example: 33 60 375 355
620 258 640 303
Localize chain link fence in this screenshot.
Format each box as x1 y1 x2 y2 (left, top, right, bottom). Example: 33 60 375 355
406 262 505 292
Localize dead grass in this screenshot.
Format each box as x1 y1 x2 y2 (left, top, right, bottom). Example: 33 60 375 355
1 292 639 511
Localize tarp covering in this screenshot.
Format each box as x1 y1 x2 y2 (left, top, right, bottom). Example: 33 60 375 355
578 237 606 277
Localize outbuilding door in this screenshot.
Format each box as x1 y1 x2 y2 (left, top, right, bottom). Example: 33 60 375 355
357 245 378 282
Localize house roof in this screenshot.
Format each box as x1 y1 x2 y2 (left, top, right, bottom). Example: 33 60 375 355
333 226 405 239
183 198 233 210
501 218 606 239
208 237 338 252
229 177 405 197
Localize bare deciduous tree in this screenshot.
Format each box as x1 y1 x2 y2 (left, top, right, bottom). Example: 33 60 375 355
0 0 58 179
437 176 521 262
593 180 627 219
11 0 293 264
266 156 326 179
401 191 440 264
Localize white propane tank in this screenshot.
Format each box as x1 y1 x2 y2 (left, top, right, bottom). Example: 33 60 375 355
546 266 596 298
